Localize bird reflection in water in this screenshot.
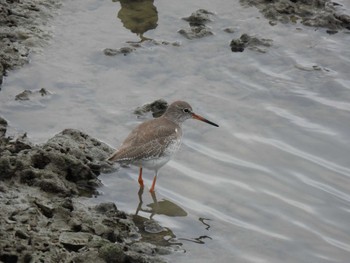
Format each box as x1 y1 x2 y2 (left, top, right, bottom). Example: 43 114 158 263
134 186 213 246
112 0 158 43
132 186 185 247
135 186 187 219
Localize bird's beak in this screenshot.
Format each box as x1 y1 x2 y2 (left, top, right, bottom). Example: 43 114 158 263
192 113 219 127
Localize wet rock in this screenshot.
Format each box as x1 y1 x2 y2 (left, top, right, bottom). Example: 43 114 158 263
178 25 214 40
230 38 246 52
294 63 327 71
240 0 350 31
134 99 168 118
15 90 32 101
104 39 180 57
182 9 215 26
223 27 236 33
15 88 51 101
0 127 114 195
144 220 166 234
179 9 215 39
230 34 273 53
104 47 135 56
0 116 8 137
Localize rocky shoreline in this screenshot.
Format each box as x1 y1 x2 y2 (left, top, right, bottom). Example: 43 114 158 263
0 0 62 86
0 116 178 263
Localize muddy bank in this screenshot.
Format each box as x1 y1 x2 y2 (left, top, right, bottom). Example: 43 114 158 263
0 0 61 86
0 116 179 263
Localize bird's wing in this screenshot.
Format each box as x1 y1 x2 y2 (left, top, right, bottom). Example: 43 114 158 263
108 119 179 163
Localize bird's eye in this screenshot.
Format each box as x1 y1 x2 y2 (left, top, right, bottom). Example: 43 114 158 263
183 108 190 113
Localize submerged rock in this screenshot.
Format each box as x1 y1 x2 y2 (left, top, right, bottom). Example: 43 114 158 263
15 88 51 101
230 34 273 53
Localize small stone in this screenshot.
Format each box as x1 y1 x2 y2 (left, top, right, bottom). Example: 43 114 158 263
33 200 54 218
223 27 235 33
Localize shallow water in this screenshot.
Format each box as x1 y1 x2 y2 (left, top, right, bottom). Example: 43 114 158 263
1 0 350 262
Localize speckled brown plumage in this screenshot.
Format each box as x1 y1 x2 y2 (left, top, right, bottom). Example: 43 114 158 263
108 100 218 192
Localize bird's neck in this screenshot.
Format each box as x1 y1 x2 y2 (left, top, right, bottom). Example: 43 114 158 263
162 114 183 127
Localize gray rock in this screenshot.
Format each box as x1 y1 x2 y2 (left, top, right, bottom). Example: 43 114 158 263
133 99 168 118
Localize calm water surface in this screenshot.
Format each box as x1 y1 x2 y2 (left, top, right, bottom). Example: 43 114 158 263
1 0 350 262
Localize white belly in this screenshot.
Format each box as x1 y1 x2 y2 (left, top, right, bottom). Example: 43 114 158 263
137 138 182 171
139 155 172 170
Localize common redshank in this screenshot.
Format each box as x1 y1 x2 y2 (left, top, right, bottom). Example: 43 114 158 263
108 100 219 192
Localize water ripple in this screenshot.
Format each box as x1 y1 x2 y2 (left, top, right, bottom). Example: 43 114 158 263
185 140 272 174
167 162 255 192
265 105 337 136
292 220 350 252
291 172 350 203
158 187 290 241
292 88 350 112
234 133 350 178
262 189 316 214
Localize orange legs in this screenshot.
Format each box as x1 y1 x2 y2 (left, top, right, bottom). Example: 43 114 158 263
138 168 158 192
149 170 158 193
138 167 144 188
